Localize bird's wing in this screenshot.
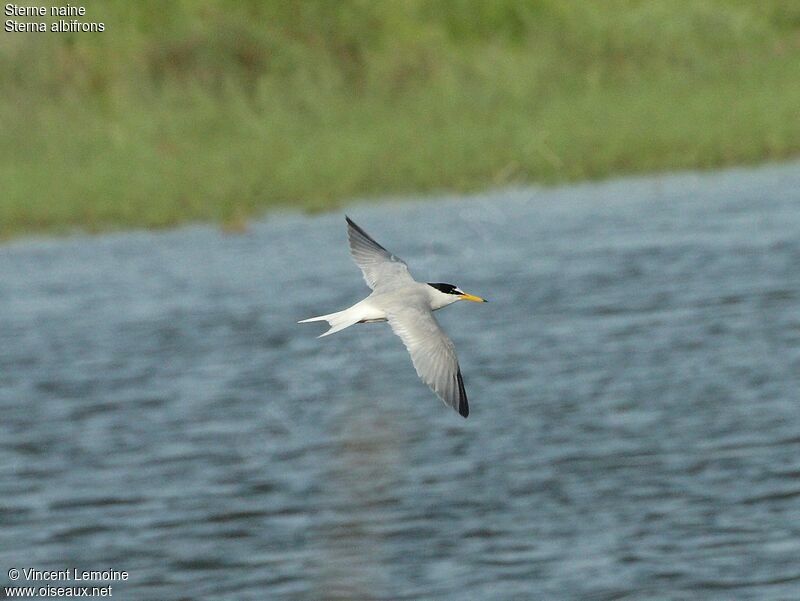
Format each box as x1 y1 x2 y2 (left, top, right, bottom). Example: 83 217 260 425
386 304 469 418
346 217 414 290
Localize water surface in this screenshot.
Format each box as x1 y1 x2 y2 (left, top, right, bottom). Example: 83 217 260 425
2 164 800 600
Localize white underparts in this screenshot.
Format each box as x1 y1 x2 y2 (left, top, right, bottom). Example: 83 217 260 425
298 298 386 337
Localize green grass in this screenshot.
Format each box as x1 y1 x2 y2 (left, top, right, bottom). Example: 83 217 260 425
3 0 800 238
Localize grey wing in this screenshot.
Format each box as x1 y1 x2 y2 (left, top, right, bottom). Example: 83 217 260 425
386 305 469 418
346 217 414 290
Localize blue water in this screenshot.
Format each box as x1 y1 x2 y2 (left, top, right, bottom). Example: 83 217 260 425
2 163 800 600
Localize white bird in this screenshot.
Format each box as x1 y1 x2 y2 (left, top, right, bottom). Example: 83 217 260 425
298 217 487 418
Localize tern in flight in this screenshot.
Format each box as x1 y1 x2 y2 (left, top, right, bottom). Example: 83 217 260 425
298 217 487 418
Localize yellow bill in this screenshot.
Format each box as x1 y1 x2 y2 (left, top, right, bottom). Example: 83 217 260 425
460 292 488 303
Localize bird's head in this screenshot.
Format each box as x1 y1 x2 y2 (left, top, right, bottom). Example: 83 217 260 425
427 282 488 306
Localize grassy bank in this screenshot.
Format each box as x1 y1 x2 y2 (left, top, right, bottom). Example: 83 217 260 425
3 0 800 238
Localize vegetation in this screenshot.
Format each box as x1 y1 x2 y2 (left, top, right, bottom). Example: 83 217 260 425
3 0 800 238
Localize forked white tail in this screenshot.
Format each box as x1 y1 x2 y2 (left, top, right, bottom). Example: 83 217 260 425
297 307 360 338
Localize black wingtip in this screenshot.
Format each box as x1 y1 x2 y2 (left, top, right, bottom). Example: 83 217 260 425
345 215 360 232
457 370 469 418
344 215 390 252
